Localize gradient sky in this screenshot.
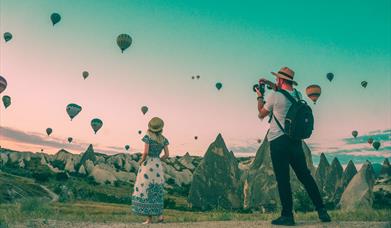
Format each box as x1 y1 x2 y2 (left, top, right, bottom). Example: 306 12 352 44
0 0 390 164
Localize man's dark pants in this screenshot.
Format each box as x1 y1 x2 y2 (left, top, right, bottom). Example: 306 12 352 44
270 134 324 217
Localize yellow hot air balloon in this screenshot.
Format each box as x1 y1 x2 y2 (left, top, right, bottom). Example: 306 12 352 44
306 85 321 104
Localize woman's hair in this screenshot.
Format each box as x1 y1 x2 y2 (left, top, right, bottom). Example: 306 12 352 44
147 129 165 145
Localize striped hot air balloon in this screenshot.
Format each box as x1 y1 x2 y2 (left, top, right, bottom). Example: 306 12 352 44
361 81 368 88
116 34 132 53
0 75 7 94
306 85 321 104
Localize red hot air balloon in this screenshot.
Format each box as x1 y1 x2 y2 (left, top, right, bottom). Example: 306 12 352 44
306 85 321 104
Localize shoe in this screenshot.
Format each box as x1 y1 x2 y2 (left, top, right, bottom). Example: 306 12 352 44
271 216 295 226
317 208 331 222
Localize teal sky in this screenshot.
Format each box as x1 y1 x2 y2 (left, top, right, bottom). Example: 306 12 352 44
0 0 390 162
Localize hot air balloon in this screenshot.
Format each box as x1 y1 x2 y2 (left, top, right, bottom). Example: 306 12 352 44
138 130 142 135
82 71 89 80
373 141 381 150
367 138 373 145
194 136 198 140
41 149 44 152
215 82 222 90
46 128 53 136
2 95 11 109
306 85 321 104
361 81 368 88
66 103 82 120
68 137 73 143
50 13 61 26
196 75 200 79
116 34 132 53
3 32 12 42
191 76 195 80
91 118 103 134
141 106 148 115
326 73 334 82
0 75 7 94
257 139 262 144
352 130 358 138
125 145 130 151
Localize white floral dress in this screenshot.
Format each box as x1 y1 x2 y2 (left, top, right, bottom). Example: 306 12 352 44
131 135 169 216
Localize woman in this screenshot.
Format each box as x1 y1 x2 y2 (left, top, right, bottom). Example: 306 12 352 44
132 117 170 224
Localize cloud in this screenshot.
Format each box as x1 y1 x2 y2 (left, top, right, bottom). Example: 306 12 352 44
230 145 258 153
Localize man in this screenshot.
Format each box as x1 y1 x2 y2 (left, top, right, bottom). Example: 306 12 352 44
256 66 331 226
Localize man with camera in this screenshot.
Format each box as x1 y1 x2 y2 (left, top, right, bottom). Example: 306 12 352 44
255 67 331 226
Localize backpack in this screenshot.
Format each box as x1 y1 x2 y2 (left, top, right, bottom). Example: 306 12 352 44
272 89 314 140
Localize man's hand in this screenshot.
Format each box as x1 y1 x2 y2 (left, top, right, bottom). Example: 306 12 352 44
255 87 263 98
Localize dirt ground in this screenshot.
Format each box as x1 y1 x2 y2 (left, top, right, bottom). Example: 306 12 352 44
14 220 391 228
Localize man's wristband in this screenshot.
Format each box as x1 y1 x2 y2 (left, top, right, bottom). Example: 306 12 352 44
257 96 264 101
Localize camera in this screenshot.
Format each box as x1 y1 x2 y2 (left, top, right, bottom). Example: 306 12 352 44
253 83 265 94
253 79 275 94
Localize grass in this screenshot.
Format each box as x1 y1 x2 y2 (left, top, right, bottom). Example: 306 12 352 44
0 200 390 226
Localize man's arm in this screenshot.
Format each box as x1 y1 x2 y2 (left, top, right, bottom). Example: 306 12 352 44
255 87 271 120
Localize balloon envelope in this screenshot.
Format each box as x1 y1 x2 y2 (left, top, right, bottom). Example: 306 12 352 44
326 73 334 82
91 118 103 134
361 81 368 88
3 32 12 42
141 106 148 115
68 137 73 143
125 145 130 150
306 85 321 104
194 136 198 140
46 128 53 136
216 82 222 90
116 34 132 53
367 138 373 144
352 130 358 138
373 141 380 150
0 75 7 94
2 95 11 109
82 71 89 79
50 13 61 26
138 130 142 135
66 103 82 120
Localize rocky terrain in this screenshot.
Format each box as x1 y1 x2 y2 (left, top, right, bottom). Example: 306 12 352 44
0 134 390 211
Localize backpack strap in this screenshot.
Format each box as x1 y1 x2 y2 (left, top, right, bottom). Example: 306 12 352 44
271 89 299 133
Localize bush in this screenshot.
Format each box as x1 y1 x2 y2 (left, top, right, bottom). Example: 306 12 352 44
373 189 391 209
164 197 176 209
32 171 52 182
293 188 315 212
0 216 8 228
19 198 51 214
56 172 69 181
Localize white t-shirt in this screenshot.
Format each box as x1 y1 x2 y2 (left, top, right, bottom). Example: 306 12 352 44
262 89 303 142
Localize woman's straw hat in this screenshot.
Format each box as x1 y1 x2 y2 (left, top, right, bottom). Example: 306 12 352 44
148 117 164 132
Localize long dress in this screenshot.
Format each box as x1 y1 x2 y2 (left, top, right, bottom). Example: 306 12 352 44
132 135 169 216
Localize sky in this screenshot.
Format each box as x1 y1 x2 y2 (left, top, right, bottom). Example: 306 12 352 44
0 0 390 165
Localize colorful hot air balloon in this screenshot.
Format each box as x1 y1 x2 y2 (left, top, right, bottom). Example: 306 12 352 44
367 138 374 145
138 130 142 135
3 32 12 42
2 95 11 109
66 103 82 120
82 71 89 80
141 106 148 115
46 128 53 136
125 145 130 151
0 75 7 94
68 137 73 143
373 141 381 150
352 130 358 138
116 34 132 53
194 136 198 140
215 82 223 90
326 73 334 82
50 13 61 26
91 118 103 134
361 81 368 88
306 85 321 104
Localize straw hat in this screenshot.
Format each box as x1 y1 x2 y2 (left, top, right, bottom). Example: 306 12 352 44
271 66 298 85
148 117 164 132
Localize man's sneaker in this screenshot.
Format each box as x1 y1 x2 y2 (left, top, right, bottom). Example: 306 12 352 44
271 216 295 226
317 208 331 222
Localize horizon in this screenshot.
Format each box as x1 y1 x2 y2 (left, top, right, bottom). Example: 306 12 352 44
0 0 390 165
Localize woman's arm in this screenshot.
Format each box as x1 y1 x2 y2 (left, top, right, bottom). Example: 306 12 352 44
139 143 149 165
160 145 169 160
